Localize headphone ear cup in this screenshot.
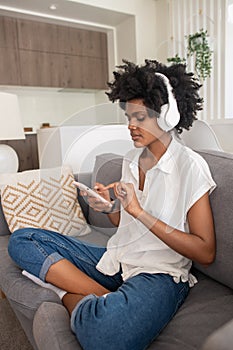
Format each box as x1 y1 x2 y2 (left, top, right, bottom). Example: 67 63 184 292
157 104 169 131
155 73 180 132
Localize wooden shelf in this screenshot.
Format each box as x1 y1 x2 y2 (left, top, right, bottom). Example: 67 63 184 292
0 134 39 172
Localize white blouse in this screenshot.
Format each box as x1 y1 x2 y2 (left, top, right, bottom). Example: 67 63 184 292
96 138 216 287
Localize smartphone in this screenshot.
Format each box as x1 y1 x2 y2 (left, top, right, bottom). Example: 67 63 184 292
73 181 112 207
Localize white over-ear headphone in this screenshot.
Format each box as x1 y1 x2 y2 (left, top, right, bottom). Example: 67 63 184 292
155 72 180 132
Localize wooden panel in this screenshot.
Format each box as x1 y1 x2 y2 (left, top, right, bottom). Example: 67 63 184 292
57 26 108 58
61 55 108 89
20 50 108 89
19 51 65 87
77 56 108 89
0 47 21 85
0 134 39 172
24 134 39 171
17 18 108 59
0 16 20 85
1 15 108 89
17 19 59 53
0 15 18 49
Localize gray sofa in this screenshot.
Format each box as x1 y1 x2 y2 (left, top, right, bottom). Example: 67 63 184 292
0 150 233 350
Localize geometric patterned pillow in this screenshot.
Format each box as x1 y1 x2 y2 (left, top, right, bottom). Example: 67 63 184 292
0 165 91 236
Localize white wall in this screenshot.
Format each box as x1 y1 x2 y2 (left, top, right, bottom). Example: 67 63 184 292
154 0 233 153
225 0 233 118
0 87 107 131
75 0 157 63
155 0 226 123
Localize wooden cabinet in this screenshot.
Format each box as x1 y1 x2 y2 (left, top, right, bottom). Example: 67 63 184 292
0 47 21 85
19 50 107 89
0 16 20 84
0 134 39 172
19 51 65 87
0 15 18 49
17 20 107 59
17 20 59 53
0 15 108 89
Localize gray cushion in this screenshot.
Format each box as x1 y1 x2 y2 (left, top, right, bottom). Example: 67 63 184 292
78 227 109 247
33 302 79 350
88 153 123 235
33 271 233 350
0 236 60 319
152 270 233 350
74 172 91 222
194 151 233 289
201 318 233 350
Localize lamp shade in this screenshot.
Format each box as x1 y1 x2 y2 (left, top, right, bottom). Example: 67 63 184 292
0 92 25 140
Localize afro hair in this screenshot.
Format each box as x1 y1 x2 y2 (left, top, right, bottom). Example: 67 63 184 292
106 59 203 133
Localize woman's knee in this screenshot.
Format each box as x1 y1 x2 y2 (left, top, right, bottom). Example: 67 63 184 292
8 228 39 260
72 294 145 350
8 227 53 277
72 297 117 349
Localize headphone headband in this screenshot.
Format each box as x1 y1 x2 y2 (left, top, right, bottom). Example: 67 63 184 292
155 73 180 131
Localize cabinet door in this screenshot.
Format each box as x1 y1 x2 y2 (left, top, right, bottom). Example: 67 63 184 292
17 19 58 53
19 51 65 87
78 56 108 89
18 18 108 89
0 16 21 85
17 18 107 59
20 51 108 89
57 26 108 58
2 15 108 89
0 15 18 49
0 48 21 85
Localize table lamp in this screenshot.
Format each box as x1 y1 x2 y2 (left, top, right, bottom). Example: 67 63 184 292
0 92 25 173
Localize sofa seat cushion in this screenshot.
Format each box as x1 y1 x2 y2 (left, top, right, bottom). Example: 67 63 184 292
201 318 233 350
152 269 233 350
0 235 9 251
33 302 80 350
32 269 233 350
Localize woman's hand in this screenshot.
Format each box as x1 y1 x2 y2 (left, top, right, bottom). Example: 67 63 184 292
79 182 113 213
104 182 143 218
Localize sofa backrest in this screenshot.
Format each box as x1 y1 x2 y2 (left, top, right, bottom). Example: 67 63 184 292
88 150 233 290
193 150 233 289
87 153 123 236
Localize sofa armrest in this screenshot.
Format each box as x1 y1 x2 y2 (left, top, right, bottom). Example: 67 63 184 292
0 196 11 236
33 302 81 350
201 318 233 350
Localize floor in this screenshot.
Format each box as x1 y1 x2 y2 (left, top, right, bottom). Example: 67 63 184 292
0 298 33 350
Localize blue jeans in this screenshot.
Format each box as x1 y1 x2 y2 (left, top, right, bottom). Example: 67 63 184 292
8 228 189 350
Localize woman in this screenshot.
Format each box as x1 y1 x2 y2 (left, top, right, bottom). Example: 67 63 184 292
8 60 216 350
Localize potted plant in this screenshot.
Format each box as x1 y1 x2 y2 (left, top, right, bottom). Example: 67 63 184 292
167 29 213 81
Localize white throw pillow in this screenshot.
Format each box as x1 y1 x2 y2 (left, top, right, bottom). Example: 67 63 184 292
0 165 90 236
